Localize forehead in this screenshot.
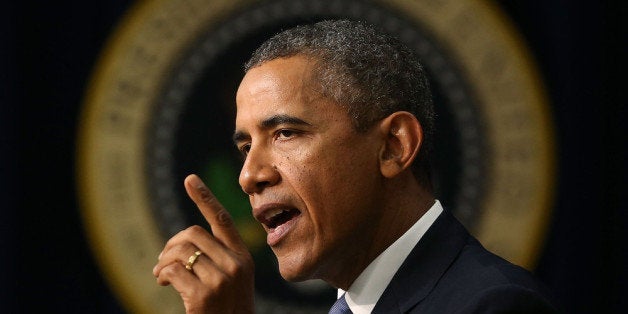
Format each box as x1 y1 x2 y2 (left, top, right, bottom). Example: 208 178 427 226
235 56 330 122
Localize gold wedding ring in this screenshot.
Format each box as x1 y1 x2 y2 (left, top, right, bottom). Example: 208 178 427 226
185 250 202 271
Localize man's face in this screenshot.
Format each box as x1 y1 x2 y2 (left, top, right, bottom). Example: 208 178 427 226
234 56 386 283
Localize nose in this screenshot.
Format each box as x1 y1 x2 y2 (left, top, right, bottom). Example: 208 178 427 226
239 145 280 195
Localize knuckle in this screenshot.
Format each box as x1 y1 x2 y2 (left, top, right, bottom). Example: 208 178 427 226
224 261 240 277
198 186 215 204
164 234 179 247
155 268 170 285
215 209 233 227
209 272 230 290
171 243 194 259
236 251 254 268
224 255 253 278
160 263 179 278
162 238 196 257
186 225 207 236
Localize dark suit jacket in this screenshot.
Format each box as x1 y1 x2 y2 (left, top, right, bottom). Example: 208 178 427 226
372 210 559 313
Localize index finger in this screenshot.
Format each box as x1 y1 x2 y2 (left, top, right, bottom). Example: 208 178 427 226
183 174 245 252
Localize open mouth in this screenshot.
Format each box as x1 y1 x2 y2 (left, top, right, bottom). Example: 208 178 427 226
254 204 302 245
262 208 301 229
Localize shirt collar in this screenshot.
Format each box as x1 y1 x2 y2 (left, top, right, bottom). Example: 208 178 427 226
337 200 444 313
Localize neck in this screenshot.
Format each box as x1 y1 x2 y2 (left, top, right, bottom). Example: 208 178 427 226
324 172 434 290
376 172 435 255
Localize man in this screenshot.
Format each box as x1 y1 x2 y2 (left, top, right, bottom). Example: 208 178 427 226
153 20 557 313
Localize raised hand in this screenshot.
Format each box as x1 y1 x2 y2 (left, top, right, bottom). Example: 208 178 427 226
153 174 255 313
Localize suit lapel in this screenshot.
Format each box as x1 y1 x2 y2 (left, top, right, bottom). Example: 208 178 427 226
372 210 470 313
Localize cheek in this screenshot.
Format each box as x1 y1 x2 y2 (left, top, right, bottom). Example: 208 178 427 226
279 136 379 209
297 147 375 211
278 145 318 178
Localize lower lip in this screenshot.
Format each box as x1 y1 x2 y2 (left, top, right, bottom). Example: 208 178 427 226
266 215 299 246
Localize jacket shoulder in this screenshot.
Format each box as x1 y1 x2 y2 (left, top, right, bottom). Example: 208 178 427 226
413 237 559 313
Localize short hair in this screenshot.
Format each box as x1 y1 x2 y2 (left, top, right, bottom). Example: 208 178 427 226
245 19 435 189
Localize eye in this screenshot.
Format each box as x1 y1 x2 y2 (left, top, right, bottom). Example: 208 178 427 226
238 143 251 156
276 129 296 139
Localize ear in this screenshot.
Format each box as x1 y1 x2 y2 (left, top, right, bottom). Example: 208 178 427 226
378 111 423 178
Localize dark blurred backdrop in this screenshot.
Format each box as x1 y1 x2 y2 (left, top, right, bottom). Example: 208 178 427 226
5 0 626 313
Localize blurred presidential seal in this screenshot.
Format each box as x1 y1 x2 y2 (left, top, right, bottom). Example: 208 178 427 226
77 0 555 313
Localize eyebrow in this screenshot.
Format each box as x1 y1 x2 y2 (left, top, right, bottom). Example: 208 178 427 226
232 114 312 144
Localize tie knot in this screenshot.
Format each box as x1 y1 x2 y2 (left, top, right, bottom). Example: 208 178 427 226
329 293 352 314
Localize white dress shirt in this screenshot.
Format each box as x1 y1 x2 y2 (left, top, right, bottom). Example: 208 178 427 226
336 200 444 314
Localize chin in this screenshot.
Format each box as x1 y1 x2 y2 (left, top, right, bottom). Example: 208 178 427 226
275 252 316 282
277 262 311 282
279 270 308 282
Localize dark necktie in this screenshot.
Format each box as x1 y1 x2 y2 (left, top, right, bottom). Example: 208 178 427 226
329 293 352 314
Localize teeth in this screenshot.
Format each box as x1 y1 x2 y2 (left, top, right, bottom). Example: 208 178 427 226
264 208 288 221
